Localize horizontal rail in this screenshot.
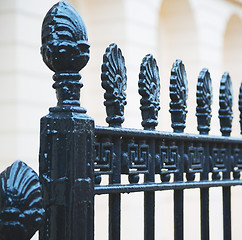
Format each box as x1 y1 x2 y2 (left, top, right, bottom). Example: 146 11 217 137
95 126 242 144
94 179 242 195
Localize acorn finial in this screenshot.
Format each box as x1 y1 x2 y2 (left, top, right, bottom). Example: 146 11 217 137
41 1 90 112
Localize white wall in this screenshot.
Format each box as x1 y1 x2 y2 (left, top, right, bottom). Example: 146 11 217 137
0 0 58 174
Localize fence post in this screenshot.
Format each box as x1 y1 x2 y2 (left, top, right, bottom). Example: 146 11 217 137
39 2 94 240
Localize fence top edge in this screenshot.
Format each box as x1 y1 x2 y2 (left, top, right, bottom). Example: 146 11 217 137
95 125 242 144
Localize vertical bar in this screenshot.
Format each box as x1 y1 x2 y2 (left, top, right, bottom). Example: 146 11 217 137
201 188 209 240
144 191 155 240
169 59 187 240
200 142 210 240
174 142 184 240
144 139 156 240
223 144 231 240
223 186 231 240
109 137 121 240
138 53 160 240
196 68 212 239
218 72 233 239
174 190 183 240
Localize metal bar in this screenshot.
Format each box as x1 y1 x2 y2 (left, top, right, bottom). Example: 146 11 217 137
223 144 231 240
109 136 121 240
174 189 183 240
144 192 155 240
174 142 184 240
94 180 242 195
95 126 242 144
109 193 121 240
201 188 209 240
223 187 231 240
201 143 210 240
144 139 155 240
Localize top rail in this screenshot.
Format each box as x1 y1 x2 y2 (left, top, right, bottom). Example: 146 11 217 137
95 126 242 144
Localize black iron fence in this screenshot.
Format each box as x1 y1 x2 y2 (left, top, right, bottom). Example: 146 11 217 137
1 1 242 240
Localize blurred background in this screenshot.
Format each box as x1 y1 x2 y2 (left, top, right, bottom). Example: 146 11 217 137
1 0 242 239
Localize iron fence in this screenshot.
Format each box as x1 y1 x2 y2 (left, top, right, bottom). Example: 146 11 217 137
1 1 242 240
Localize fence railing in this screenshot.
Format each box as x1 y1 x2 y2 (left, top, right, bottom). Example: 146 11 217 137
1 1 242 240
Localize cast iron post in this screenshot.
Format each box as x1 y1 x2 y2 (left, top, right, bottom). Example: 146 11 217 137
39 2 94 240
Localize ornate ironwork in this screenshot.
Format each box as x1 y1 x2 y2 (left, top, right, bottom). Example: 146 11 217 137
40 2 95 240
219 72 233 136
101 43 127 127
0 161 44 240
210 144 227 180
169 60 188 133
138 54 160 130
122 140 150 184
239 82 242 134
196 68 213 135
94 127 242 184
37 2 242 240
94 139 114 184
41 1 90 113
122 140 149 171
184 143 204 181
155 141 179 182
232 147 242 179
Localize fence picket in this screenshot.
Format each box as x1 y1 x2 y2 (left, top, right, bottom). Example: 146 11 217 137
196 68 213 240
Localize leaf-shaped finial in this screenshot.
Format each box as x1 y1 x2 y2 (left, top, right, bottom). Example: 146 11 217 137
169 60 188 133
196 68 213 135
138 54 160 130
0 161 44 240
41 1 90 112
219 72 233 136
239 82 242 134
101 43 127 127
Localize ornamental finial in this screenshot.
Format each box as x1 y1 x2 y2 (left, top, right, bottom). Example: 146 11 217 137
219 72 233 136
101 43 127 127
196 68 213 135
41 1 90 112
169 60 188 133
0 161 44 240
138 54 160 130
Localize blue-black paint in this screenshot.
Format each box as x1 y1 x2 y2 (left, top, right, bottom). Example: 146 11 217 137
3 1 242 240
40 2 94 240
0 161 44 240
